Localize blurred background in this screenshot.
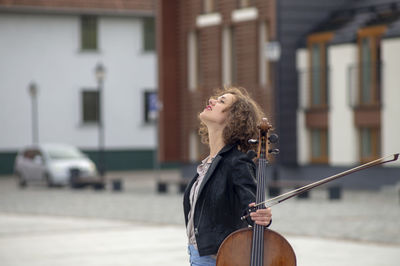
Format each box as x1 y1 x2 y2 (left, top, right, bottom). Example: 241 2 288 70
0 0 400 265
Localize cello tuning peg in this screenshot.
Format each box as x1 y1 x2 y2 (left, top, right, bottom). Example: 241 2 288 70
248 139 258 144
268 134 279 144
268 149 280 155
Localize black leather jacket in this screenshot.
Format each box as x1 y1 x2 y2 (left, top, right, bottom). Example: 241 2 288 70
183 144 257 256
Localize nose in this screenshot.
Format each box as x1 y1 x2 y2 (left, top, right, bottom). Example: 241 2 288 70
209 98 216 106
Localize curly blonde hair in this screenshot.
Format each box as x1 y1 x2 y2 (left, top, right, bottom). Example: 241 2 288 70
198 87 265 153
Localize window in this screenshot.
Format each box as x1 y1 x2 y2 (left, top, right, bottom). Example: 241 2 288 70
311 43 322 105
357 25 386 106
259 21 268 87
143 17 155 52
144 91 158 123
231 27 237 85
360 37 372 103
237 0 253 8
307 33 333 108
310 128 328 163
197 32 203 88
189 131 201 162
222 26 232 86
81 16 98 50
188 31 198 91
203 0 215 14
82 91 99 123
359 127 380 163
23 149 40 160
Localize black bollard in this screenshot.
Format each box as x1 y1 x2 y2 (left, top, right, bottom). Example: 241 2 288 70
329 185 341 200
157 181 167 193
112 179 123 191
297 186 309 199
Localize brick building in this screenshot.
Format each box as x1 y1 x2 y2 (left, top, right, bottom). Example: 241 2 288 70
157 0 349 165
158 0 400 189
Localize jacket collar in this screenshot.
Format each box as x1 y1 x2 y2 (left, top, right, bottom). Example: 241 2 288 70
196 144 236 198
217 143 236 155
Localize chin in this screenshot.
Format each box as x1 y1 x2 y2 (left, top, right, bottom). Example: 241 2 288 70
199 111 206 121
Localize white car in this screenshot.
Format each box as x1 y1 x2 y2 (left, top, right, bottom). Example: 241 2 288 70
14 143 104 188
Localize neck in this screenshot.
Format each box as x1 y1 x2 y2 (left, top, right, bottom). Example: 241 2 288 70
208 127 226 158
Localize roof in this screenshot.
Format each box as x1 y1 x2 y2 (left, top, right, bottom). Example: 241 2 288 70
330 12 375 44
385 17 400 37
0 0 154 16
300 0 400 46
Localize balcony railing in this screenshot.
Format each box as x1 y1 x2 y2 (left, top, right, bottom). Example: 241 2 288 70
297 67 330 111
298 63 384 111
347 62 383 109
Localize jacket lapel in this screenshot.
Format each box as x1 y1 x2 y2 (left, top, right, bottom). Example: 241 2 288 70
196 144 235 198
196 155 221 198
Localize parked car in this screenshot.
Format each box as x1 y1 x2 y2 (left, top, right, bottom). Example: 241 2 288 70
14 143 104 189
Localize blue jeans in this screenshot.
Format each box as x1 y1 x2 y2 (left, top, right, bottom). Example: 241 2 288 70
188 245 216 266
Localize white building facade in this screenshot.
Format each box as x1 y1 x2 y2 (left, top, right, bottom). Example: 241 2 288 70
0 6 157 174
296 5 400 168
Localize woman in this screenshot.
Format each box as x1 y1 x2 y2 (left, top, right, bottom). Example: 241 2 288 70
183 87 272 266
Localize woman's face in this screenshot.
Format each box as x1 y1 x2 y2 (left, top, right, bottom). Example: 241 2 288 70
199 93 236 127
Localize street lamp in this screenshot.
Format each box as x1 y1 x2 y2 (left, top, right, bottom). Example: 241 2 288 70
264 41 282 195
28 82 39 144
95 63 106 177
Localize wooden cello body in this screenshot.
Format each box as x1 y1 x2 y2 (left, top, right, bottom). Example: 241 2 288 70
216 118 296 266
216 228 296 266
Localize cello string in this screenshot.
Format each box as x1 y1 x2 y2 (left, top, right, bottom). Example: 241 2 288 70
252 133 269 266
261 158 266 264
251 158 263 266
253 158 266 266
258 160 264 264
258 158 266 265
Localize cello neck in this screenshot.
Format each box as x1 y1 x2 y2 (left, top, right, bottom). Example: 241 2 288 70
250 118 271 266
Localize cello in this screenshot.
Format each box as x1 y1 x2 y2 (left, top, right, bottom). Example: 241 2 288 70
216 118 296 266
216 117 399 265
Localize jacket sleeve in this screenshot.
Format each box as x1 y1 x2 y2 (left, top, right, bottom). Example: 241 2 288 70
231 153 257 226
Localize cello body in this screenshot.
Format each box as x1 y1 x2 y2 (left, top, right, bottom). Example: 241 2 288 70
216 228 296 266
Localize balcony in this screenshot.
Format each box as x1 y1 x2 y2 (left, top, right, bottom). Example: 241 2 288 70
348 63 382 127
298 67 329 128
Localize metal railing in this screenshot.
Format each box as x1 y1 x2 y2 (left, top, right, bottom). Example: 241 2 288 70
298 63 384 111
347 62 383 109
297 67 330 111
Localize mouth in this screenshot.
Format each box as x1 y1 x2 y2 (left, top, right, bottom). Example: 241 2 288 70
206 105 212 111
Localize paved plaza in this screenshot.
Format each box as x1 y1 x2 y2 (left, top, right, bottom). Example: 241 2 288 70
1 213 399 266
0 170 400 265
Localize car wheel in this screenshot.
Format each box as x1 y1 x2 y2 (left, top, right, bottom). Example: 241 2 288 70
69 176 80 189
93 183 105 190
16 173 27 188
45 173 54 188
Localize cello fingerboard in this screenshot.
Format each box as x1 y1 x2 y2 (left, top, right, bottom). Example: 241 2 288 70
250 157 268 266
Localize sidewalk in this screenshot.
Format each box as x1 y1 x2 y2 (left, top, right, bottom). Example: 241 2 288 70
0 213 399 266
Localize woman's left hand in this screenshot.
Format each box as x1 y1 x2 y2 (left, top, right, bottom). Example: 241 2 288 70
249 203 272 227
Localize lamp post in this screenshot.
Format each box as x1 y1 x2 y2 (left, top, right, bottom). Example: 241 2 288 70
28 82 39 144
264 41 281 195
95 63 106 177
